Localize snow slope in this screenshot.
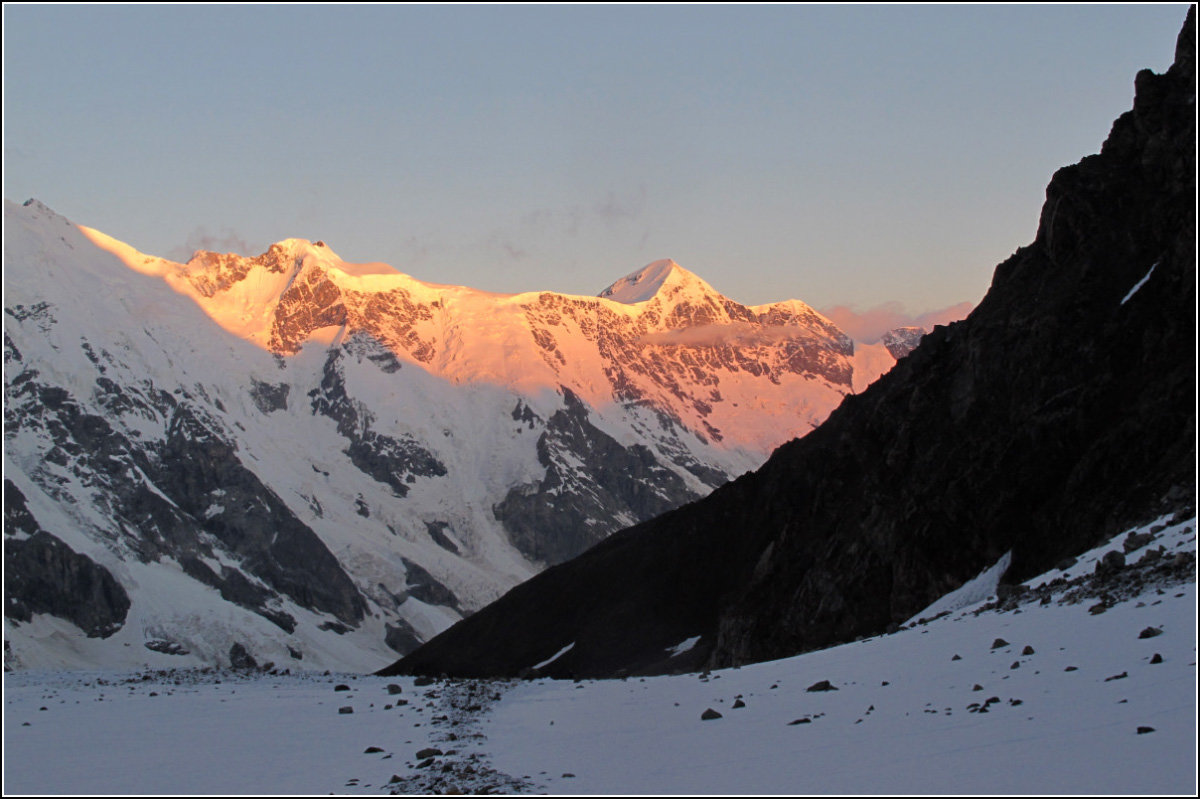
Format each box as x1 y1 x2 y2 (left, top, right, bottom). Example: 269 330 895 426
3 514 1194 795
4 198 914 672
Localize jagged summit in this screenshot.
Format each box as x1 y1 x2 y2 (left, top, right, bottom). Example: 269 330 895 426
598 259 722 305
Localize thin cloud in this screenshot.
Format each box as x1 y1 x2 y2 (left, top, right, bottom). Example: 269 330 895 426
639 322 836 348
167 227 256 262
820 301 974 343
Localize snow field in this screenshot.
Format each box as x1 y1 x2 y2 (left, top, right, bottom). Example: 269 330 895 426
4 516 1194 794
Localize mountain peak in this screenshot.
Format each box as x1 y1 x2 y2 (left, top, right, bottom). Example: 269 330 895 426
598 259 721 305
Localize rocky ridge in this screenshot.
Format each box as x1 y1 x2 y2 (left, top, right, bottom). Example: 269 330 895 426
382 9 1195 680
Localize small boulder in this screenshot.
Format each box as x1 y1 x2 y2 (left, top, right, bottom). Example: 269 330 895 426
1149 653 1163 664
334 684 351 692
990 638 1010 650
338 706 354 715
1123 531 1154 553
1137 726 1156 735
1021 645 1035 655
416 747 443 759
364 746 384 754
386 683 403 695
805 680 837 692
1095 551 1125 575
731 699 746 709
700 708 723 721
1137 626 1163 639
229 642 257 671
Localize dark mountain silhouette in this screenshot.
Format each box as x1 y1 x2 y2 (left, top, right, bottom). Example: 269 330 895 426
381 9 1195 680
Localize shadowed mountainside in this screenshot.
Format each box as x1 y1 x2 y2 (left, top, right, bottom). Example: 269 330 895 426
382 9 1195 679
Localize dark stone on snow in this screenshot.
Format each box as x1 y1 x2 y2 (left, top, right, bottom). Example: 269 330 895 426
951 654 962 661
700 708 722 720
386 683 403 695
1123 531 1154 553
416 747 443 759
364 746 384 754
1104 671 1128 682
1137 726 1156 734
1096 551 1126 575
805 680 837 692
1137 626 1163 639
1021 645 1035 655
338 706 354 714
731 698 746 709
334 684 351 692
991 638 1010 650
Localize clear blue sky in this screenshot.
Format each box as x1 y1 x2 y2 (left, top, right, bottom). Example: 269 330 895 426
3 4 1190 315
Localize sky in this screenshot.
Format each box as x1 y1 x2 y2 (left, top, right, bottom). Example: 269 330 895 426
2 4 1191 322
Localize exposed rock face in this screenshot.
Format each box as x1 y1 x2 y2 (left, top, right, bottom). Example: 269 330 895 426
3 481 130 638
382 11 1195 679
308 347 447 498
881 327 925 360
493 388 702 565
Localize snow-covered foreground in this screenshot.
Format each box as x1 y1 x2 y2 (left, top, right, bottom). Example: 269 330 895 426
4 516 1196 795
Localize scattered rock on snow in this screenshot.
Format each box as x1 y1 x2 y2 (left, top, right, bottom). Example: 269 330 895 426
731 699 746 709
1137 626 1163 639
1150 653 1164 664
805 680 837 692
1021 645 1035 655
990 638 1009 650
700 708 722 720
338 706 354 714
1104 672 1128 682
1137 726 1156 734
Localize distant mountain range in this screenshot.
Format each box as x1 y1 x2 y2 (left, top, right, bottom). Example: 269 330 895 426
384 9 1195 680
3 201 923 671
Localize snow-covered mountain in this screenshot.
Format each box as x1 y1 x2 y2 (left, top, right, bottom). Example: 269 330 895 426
3 201 910 672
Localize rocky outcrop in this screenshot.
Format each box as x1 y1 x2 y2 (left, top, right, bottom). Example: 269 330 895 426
881 327 925 360
382 10 1195 679
493 388 702 565
308 348 447 497
4 482 131 637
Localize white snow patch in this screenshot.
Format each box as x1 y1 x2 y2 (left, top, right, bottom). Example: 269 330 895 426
906 551 1013 624
1120 261 1158 305
532 642 575 670
667 635 702 657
